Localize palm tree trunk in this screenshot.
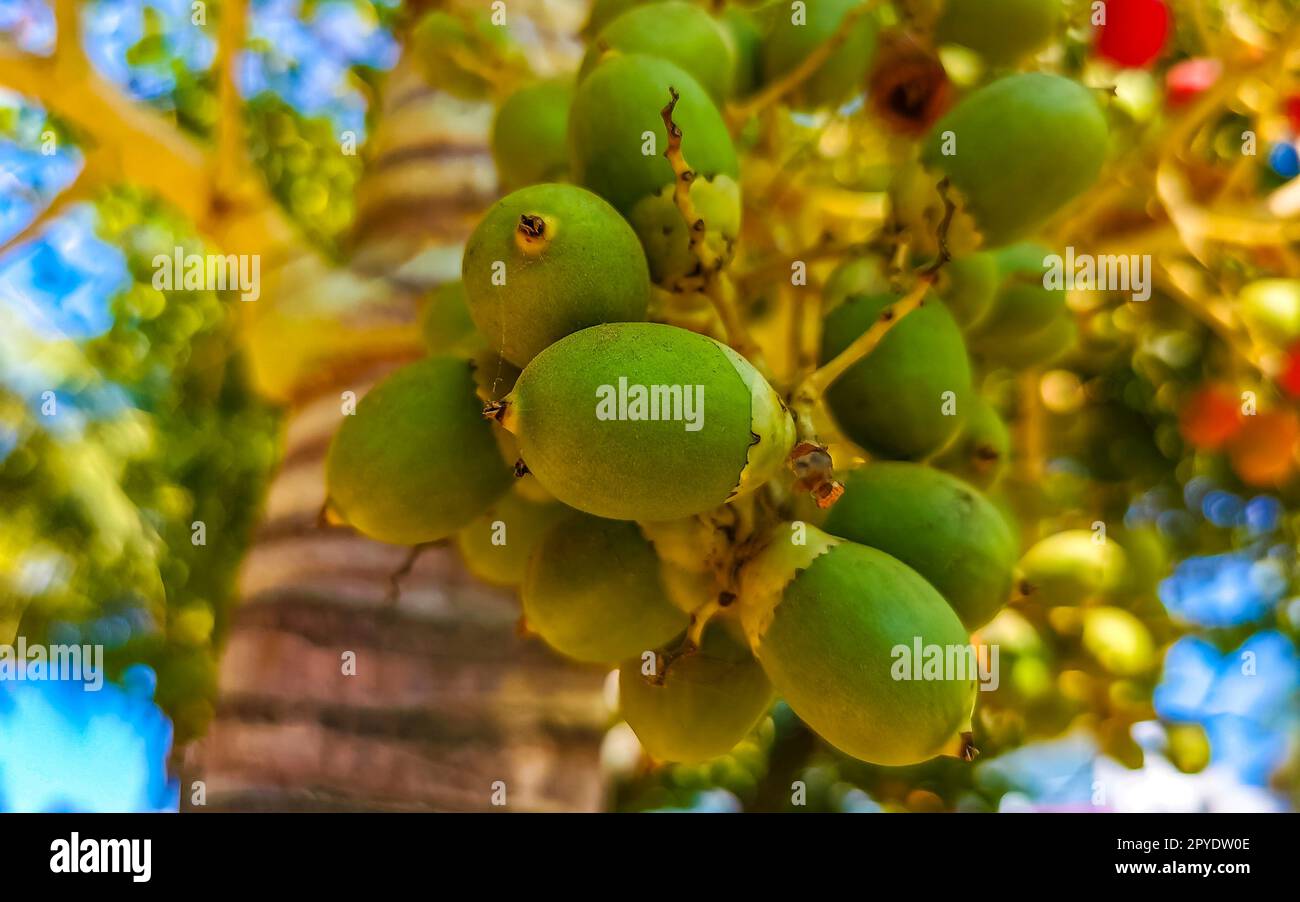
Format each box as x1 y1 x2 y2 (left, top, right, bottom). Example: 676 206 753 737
185 0 609 812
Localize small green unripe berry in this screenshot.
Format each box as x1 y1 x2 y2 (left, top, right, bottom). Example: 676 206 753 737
934 0 1059 65
721 6 764 98
937 252 999 329
455 491 569 587
822 255 890 313
619 623 774 763
819 291 972 459
522 513 688 663
737 525 976 766
933 394 1010 489
326 357 512 546
581 3 735 104
758 0 879 111
462 183 651 367
491 79 574 192
823 463 1018 629
922 74 1108 247
569 54 739 216
1018 529 1130 607
627 175 741 287
967 242 1064 346
420 281 483 357
497 322 796 522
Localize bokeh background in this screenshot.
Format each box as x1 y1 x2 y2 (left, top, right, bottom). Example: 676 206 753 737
1 0 1298 812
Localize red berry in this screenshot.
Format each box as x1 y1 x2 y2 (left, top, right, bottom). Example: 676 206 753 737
1179 384 1243 451
1166 58 1222 108
1286 94 1300 133
1229 409 1299 487
1095 0 1171 69
1280 342 1300 398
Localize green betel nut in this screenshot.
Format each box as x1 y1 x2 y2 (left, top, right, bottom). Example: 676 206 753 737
580 2 736 104
758 0 879 111
934 0 1060 65
737 525 977 766
823 463 1018 629
491 79 574 192
522 513 688 663
462 183 651 367
454 490 569 588
495 322 796 522
620 623 774 763
326 357 513 546
569 54 739 216
420 280 483 357
819 291 972 459
627 174 741 288
933 393 1010 489
921 74 1109 247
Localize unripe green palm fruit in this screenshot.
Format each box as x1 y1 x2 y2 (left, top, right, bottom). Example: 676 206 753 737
737 525 976 766
619 623 774 762
581 3 735 104
522 513 688 663
819 291 972 459
584 0 656 37
758 0 879 111
496 322 796 521
462 183 650 367
721 6 764 98
326 358 513 546
822 463 1017 629
421 281 483 357
985 315 1076 368
936 252 998 329
1018 529 1129 606
968 242 1063 345
491 79 574 192
934 0 1059 65
570 54 739 216
628 175 741 287
455 490 569 587
933 393 1010 489
921 74 1108 247
823 255 890 312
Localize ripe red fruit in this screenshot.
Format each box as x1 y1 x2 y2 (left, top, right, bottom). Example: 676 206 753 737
1286 94 1300 134
1095 0 1170 69
1178 385 1242 451
1279 342 1300 398
1166 58 1221 108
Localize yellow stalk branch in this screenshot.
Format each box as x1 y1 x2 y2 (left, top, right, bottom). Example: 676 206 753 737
796 276 930 402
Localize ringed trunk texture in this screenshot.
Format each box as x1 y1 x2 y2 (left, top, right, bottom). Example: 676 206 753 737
185 0 610 811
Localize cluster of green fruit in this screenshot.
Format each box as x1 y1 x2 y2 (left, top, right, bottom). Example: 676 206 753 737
326 0 1112 768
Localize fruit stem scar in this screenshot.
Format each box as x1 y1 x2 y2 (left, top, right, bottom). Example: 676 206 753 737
515 213 551 254
724 0 883 128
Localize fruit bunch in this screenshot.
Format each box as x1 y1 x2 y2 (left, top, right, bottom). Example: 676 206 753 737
323 0 1132 770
